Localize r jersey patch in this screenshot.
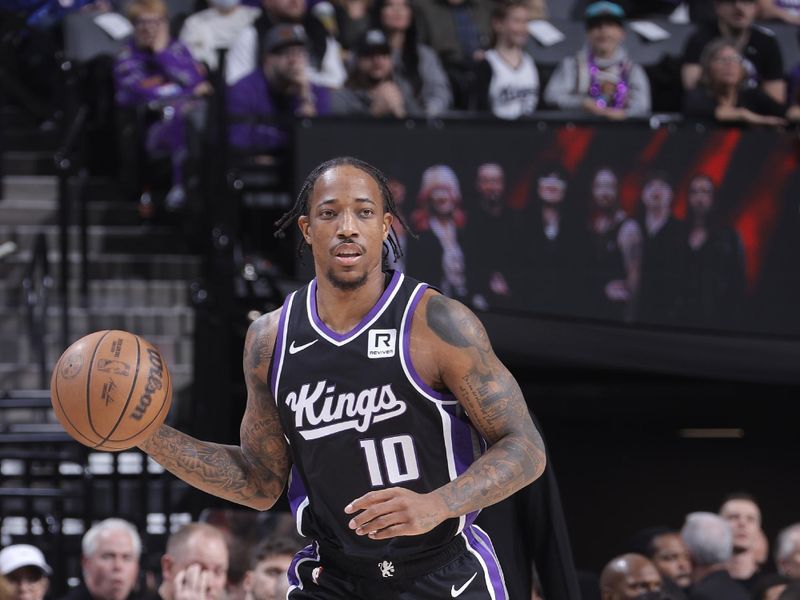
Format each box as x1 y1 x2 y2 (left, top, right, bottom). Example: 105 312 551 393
368 329 396 359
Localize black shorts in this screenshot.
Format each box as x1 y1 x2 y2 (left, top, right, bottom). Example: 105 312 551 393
286 525 508 599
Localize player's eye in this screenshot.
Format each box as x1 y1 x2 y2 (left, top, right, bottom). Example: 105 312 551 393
361 209 374 217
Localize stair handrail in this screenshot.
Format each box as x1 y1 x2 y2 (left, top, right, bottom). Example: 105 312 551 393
22 232 53 389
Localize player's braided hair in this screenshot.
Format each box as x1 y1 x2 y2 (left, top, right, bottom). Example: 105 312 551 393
274 156 413 262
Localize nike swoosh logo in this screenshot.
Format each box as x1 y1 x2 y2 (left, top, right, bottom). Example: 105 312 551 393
289 339 318 354
451 572 477 597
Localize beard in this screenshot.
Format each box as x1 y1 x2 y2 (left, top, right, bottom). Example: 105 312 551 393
325 268 369 291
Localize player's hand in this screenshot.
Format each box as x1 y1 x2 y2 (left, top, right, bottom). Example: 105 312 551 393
173 564 209 600
344 487 449 540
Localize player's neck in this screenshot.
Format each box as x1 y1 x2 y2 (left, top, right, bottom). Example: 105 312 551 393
314 268 388 334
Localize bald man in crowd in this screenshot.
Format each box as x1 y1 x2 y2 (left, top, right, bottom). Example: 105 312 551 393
600 553 663 600
146 523 229 600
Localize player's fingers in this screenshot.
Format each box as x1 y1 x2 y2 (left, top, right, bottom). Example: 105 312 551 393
354 511 404 536
345 488 397 513
367 523 408 540
348 498 401 530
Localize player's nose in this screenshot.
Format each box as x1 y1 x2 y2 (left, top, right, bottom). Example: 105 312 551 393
337 210 358 237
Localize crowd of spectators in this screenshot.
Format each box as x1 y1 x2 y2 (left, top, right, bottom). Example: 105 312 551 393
2 493 800 600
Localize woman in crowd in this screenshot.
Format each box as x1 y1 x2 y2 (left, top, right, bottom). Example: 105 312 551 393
473 0 539 119
684 38 787 126
371 0 452 116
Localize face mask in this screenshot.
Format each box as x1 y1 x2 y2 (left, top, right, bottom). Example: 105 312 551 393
210 0 240 9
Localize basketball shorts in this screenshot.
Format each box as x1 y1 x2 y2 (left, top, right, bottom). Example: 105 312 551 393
286 525 508 599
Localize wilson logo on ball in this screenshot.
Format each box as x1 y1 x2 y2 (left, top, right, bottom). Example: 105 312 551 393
130 349 165 421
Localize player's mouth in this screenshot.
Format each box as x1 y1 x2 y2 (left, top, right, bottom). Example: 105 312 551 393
333 243 364 266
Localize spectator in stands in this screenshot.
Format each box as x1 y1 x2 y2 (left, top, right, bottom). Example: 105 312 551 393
462 163 517 310
373 0 452 116
114 0 211 211
586 167 641 322
332 0 371 51
756 0 800 25
720 493 767 588
414 0 492 109
242 536 300 600
473 0 539 119
678 173 746 328
681 0 786 105
60 518 141 600
543 2 651 120
777 524 800 581
684 39 786 125
0 544 51 600
225 0 346 87
179 0 261 72
407 165 470 301
227 24 335 152
526 0 548 19
599 553 663 599
752 574 792 600
333 29 423 116
150 523 228 600
636 171 687 325
681 512 750 600
636 529 693 594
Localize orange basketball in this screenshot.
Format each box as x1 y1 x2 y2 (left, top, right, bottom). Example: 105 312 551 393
50 330 172 451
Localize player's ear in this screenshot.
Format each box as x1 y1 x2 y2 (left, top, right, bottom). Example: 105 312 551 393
382 212 393 240
297 215 311 245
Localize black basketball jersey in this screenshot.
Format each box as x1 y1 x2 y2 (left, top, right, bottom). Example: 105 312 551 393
269 270 487 559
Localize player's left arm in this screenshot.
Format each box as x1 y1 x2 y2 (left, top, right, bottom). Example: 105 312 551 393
345 291 546 539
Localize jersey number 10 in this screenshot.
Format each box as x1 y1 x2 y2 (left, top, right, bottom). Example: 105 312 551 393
359 435 420 487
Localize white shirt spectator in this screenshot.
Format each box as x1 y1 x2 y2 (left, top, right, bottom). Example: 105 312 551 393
482 48 539 119
179 2 261 71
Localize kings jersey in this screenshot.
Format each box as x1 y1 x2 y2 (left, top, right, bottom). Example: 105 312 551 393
269 270 487 558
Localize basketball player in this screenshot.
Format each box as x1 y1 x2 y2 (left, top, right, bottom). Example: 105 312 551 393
138 157 547 599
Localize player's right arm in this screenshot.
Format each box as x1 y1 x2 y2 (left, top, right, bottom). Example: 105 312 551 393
138 311 290 510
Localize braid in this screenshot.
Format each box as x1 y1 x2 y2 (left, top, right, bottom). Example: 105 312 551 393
274 157 414 263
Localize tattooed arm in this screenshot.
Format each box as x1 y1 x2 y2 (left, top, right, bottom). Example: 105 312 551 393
139 311 290 510
346 290 545 538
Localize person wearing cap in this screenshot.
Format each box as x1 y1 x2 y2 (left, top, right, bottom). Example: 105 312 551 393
543 1 650 120
0 544 51 600
227 23 336 152
332 28 423 117
681 0 786 105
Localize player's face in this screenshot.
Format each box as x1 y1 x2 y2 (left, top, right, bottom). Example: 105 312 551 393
688 176 714 217
715 0 757 30
651 534 692 589
587 20 624 58
4 567 49 600
721 499 761 550
299 165 392 291
82 530 139 600
641 178 672 211
476 166 504 202
246 554 293 600
381 0 412 32
592 169 618 208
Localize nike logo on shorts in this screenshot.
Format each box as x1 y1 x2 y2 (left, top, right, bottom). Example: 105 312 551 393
451 572 477 597
289 339 318 354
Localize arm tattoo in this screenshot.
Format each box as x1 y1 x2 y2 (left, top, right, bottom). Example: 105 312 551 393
140 312 289 510
426 294 546 517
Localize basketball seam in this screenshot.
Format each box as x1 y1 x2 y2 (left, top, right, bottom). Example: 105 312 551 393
95 334 142 449
53 351 102 447
86 330 113 439
109 358 171 443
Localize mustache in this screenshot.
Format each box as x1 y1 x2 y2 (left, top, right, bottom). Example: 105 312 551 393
332 239 366 253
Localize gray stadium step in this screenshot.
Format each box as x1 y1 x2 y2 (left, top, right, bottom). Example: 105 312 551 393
0 197 144 227
2 152 56 177
0 279 190 310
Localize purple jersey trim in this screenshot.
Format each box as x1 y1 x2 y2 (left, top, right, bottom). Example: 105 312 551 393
401 284 456 401
269 292 294 399
308 270 403 343
464 525 508 599
287 465 308 519
287 542 320 590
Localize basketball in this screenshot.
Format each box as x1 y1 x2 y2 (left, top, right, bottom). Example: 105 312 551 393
50 330 173 452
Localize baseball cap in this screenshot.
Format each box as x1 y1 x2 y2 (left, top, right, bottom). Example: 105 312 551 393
584 1 625 25
355 29 391 56
0 545 52 576
262 24 308 55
